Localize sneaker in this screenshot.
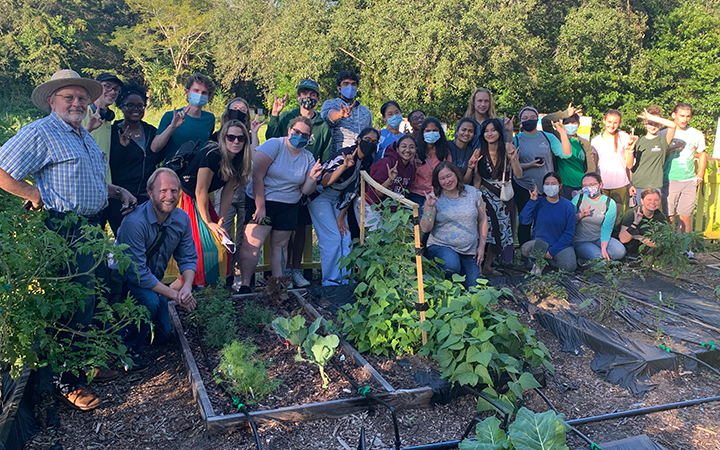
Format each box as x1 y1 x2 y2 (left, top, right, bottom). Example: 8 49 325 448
237 285 252 295
124 354 149 374
530 263 543 275
291 269 311 288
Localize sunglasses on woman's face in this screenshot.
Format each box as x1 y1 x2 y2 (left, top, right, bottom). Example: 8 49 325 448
226 134 247 143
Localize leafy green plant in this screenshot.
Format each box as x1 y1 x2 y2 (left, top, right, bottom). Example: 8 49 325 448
459 408 569 450
240 301 274 332
641 221 705 278
421 276 552 412
190 287 238 348
524 269 568 301
272 316 340 388
337 200 444 355
213 340 279 404
579 260 636 321
0 194 149 379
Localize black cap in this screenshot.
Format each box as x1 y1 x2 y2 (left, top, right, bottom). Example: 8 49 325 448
95 72 123 86
296 79 320 94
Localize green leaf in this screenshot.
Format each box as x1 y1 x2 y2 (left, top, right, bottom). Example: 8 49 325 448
507 408 569 450
458 416 507 450
518 372 542 390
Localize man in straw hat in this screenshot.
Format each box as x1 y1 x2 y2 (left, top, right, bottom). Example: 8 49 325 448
0 69 139 410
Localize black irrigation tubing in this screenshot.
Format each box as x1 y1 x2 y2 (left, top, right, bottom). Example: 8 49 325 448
357 426 366 450
461 385 511 430
194 324 263 450
329 358 402 450
656 344 720 378
532 388 600 450
566 395 720 426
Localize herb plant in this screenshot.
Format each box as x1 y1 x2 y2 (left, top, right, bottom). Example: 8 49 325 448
190 287 238 348
579 260 636 321
641 221 705 278
272 316 340 388
214 340 279 404
524 251 568 301
240 301 274 332
459 407 569 450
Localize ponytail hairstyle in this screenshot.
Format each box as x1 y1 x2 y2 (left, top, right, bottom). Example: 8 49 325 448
218 119 252 185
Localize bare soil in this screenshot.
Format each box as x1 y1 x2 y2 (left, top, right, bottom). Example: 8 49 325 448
24 274 720 450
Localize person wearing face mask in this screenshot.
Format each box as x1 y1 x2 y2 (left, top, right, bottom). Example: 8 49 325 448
591 110 636 212
409 117 451 210
541 103 595 199
363 134 418 230
321 70 373 154
309 128 379 285
519 172 577 273
377 101 404 162
616 188 667 256
449 117 479 181
420 162 488 289
266 79 332 288
239 117 323 293
512 106 572 246
571 173 626 264
152 73 216 162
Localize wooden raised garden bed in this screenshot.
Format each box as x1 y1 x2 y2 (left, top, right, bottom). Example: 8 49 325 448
169 289 433 434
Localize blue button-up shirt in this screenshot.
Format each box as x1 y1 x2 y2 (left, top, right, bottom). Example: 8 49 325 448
321 98 373 154
0 112 108 215
113 200 198 289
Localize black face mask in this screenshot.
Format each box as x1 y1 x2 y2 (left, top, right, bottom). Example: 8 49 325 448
521 119 536 132
358 139 377 159
227 109 247 123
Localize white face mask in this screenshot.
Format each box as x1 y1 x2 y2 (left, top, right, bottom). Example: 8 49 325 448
543 185 559 197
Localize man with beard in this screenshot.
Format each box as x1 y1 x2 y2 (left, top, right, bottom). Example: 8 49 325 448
0 69 138 410
113 168 198 370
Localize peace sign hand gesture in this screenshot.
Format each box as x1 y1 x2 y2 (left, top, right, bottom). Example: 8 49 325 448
271 93 288 116
424 191 438 208
170 107 186 129
468 149 483 170
529 185 539 201
309 159 323 179
504 113 515 135
118 124 133 147
387 161 399 182
566 102 582 117
506 142 518 161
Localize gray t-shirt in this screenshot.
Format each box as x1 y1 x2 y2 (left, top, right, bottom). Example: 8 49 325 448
571 194 617 243
246 137 315 204
513 131 566 194
426 186 484 255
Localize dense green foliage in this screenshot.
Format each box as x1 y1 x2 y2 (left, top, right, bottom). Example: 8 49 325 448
0 193 149 379
190 287 238 348
459 408 570 450
1 0 719 144
641 221 706 277
214 340 279 404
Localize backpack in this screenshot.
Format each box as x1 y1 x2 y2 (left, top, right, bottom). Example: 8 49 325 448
574 193 613 213
164 140 202 176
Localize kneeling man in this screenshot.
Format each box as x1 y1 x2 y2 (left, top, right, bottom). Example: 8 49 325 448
113 168 198 370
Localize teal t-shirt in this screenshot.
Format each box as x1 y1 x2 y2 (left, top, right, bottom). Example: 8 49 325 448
632 135 667 189
158 109 215 162
556 138 586 188
661 126 706 182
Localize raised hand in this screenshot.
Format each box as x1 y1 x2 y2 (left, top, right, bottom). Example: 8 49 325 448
567 102 582 117
118 124 132 147
271 93 288 116
468 149 482 169
342 149 357 169
529 184 539 201
309 159 323 179
579 205 591 219
424 191 438 209
504 113 514 134
636 108 652 121
86 108 103 132
170 107 186 129
339 100 356 118
387 161 399 182
250 117 263 135
506 142 518 161
633 207 644 225
553 121 567 136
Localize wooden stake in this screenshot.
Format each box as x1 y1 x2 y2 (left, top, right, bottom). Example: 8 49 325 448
360 174 366 245
413 205 428 345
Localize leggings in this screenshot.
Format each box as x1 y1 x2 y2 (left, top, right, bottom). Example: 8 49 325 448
513 179 532 246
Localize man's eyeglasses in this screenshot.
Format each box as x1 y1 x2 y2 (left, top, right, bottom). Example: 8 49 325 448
291 127 311 140
123 103 145 110
55 94 90 105
102 83 121 93
226 134 247 143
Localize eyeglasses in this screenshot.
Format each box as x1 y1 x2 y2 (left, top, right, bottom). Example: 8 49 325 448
55 94 90 105
123 103 145 110
102 83 121 93
361 137 379 146
226 134 247 143
290 127 311 140
582 183 600 188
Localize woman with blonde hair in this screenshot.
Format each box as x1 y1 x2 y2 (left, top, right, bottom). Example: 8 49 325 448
463 88 513 147
174 119 253 286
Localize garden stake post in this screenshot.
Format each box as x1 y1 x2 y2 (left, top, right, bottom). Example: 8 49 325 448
359 171 428 344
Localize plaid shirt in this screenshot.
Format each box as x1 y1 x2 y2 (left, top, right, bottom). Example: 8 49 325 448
0 112 108 215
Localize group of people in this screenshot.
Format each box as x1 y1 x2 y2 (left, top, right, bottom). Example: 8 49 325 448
0 67 708 411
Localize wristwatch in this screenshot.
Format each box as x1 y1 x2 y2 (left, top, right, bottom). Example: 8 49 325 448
114 187 122 199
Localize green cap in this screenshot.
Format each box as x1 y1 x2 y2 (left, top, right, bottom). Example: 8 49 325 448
296 78 320 94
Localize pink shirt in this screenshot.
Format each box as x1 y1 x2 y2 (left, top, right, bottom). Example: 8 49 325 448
591 131 630 190
410 153 443 196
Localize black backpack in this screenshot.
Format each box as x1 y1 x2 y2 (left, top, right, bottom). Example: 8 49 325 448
575 193 613 213
164 140 201 176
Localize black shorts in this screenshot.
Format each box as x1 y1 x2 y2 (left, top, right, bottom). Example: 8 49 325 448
298 200 312 226
244 195 300 231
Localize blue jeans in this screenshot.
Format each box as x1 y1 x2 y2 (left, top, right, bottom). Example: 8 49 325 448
123 283 173 354
307 188 352 286
574 238 626 263
426 245 480 289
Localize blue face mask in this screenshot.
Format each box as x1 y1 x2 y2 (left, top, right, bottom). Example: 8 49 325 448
188 92 208 108
340 85 357 99
564 124 579 136
424 131 441 144
543 185 559 198
582 185 600 198
289 133 309 149
387 114 403 129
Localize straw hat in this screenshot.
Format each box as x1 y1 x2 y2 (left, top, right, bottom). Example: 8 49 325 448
31 69 103 112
